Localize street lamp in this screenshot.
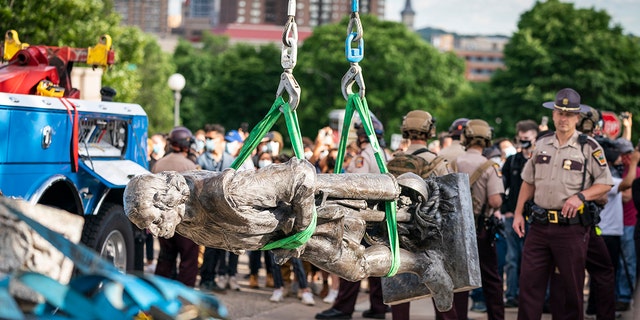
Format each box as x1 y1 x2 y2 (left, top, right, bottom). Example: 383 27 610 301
168 73 186 127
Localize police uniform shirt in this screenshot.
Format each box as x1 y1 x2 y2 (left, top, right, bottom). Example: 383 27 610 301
456 148 505 214
521 131 613 209
152 152 198 173
405 144 450 176
438 140 466 163
346 143 382 174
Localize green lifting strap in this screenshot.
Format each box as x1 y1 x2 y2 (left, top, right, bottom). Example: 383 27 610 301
230 97 318 251
334 93 400 277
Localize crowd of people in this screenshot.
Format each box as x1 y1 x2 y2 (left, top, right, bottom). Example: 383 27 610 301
141 87 639 319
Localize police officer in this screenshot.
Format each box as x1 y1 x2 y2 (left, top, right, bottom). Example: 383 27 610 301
513 88 613 320
152 126 200 287
441 119 505 320
396 110 449 177
438 118 468 163
315 115 388 320
390 110 448 320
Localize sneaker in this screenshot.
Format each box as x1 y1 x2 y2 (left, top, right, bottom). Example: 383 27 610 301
323 289 339 304
270 288 284 302
301 291 316 306
216 275 229 289
228 276 240 291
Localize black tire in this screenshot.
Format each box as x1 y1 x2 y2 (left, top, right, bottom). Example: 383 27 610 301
81 203 134 272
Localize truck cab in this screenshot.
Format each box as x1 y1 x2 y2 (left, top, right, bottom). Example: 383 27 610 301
0 31 149 271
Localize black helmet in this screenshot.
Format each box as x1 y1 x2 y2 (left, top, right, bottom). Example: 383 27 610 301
355 114 384 136
169 126 194 150
448 118 469 138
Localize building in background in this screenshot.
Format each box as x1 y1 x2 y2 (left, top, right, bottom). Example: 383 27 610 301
400 0 415 31
431 34 507 82
114 0 170 35
180 0 385 43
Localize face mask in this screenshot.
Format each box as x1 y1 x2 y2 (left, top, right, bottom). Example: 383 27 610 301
520 140 532 150
205 139 216 152
195 139 205 152
503 146 517 158
258 160 272 168
226 142 240 156
152 144 163 154
304 151 313 160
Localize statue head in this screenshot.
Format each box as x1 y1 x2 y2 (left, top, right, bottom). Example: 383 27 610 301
124 172 190 238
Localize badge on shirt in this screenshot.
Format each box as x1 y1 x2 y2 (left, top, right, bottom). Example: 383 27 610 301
592 149 607 167
354 156 364 168
563 159 572 170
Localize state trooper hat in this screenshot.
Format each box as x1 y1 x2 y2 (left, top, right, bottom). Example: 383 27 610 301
542 88 590 113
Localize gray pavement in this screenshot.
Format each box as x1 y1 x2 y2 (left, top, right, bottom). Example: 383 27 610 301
146 241 635 319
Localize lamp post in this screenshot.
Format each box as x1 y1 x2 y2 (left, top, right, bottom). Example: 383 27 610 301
168 73 186 127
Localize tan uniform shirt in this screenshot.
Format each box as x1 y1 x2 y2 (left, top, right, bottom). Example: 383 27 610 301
346 143 383 174
456 148 505 214
521 131 613 209
438 140 466 163
152 152 198 173
405 144 450 176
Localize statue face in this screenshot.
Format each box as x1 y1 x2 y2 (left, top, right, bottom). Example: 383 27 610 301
124 172 188 238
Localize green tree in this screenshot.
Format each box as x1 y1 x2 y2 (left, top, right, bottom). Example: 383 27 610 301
297 15 466 139
176 16 465 144
484 0 640 137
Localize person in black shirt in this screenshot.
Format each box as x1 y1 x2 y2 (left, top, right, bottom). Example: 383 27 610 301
500 119 538 308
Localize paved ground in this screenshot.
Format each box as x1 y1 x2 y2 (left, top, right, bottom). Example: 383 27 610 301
144 246 636 319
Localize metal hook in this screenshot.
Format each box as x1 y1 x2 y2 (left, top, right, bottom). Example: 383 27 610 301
281 22 298 70
341 64 365 100
277 71 301 110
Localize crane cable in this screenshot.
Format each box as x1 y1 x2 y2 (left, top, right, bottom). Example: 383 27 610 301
333 0 401 277
230 0 317 251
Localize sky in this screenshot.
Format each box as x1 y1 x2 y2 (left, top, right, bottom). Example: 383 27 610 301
384 0 640 36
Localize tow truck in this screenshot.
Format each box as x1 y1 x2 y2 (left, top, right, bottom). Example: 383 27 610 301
0 30 149 271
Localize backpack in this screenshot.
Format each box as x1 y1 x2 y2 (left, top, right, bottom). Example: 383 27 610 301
387 148 446 179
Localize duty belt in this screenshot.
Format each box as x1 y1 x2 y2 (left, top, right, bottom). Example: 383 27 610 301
546 208 582 225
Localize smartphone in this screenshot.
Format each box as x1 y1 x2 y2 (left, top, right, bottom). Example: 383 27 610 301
541 116 549 127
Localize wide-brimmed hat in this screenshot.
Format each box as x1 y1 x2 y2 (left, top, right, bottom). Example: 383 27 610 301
542 88 590 113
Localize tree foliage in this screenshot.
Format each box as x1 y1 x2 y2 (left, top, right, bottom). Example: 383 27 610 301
297 15 466 138
1 0 176 134
475 0 640 138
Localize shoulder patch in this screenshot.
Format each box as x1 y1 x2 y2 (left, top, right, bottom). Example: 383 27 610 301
592 149 607 166
492 162 502 177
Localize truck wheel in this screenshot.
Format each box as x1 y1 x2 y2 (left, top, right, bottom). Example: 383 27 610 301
81 203 134 272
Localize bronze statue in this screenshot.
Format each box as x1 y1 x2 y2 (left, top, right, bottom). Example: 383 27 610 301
124 158 480 311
